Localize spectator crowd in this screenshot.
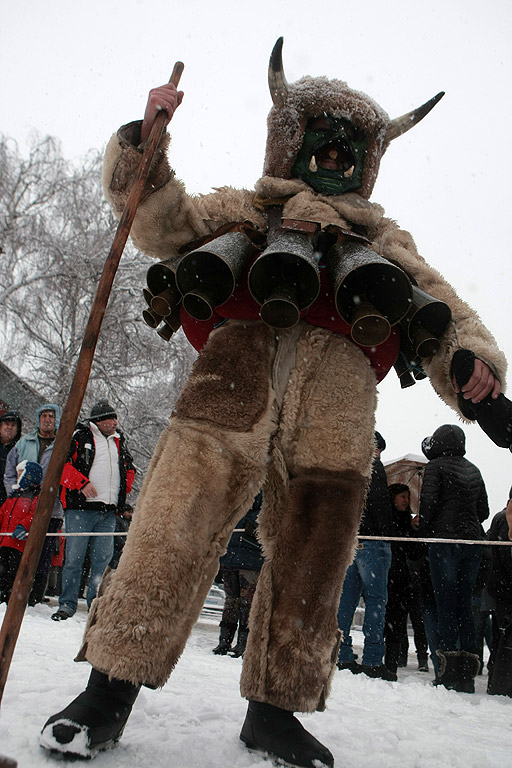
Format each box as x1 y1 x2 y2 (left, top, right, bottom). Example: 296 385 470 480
1 406 512 699
0 401 135 616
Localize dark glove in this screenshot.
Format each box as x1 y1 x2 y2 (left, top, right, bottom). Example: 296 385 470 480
12 525 27 540
451 349 512 449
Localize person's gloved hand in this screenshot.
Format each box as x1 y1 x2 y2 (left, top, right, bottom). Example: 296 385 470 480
451 349 512 449
12 525 27 540
451 349 500 403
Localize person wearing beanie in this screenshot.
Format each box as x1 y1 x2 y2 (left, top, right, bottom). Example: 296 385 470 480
4 404 63 605
0 460 43 603
41 38 508 767
0 410 22 507
51 400 135 621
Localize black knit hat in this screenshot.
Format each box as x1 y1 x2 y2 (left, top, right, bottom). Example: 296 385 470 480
0 410 20 423
374 431 386 451
89 400 117 423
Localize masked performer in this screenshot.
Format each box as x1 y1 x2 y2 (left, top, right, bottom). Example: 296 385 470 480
41 39 509 768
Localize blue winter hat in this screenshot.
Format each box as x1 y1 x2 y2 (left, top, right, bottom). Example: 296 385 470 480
37 404 60 429
17 460 43 490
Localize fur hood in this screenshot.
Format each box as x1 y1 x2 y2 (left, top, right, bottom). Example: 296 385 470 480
264 75 389 199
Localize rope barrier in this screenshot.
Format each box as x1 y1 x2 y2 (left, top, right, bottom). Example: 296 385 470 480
358 535 512 546
1 531 511 544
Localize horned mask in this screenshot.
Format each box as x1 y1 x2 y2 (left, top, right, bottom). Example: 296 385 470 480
263 37 444 199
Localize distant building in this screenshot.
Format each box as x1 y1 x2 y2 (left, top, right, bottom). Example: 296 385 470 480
0 359 48 430
384 453 427 513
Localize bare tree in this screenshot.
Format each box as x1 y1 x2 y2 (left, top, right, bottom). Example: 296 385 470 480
0 134 196 490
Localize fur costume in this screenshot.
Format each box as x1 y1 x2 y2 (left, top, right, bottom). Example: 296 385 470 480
80 43 505 716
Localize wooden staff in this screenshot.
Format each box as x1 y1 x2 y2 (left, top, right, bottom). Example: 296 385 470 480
0 61 184 709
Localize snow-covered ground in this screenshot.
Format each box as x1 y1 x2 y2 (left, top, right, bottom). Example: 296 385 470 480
1 598 511 768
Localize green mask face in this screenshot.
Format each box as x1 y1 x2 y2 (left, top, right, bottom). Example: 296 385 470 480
291 115 368 195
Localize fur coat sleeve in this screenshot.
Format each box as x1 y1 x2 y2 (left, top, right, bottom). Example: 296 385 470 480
102 121 266 262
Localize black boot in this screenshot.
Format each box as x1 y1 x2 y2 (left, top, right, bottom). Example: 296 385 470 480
230 627 249 658
436 650 460 690
457 651 480 693
212 621 237 655
384 641 400 676
488 625 512 697
240 700 334 768
360 664 397 681
40 668 140 758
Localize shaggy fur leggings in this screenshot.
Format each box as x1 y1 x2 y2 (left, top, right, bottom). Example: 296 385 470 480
80 320 377 713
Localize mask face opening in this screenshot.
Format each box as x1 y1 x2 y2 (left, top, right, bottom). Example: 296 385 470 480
291 115 368 195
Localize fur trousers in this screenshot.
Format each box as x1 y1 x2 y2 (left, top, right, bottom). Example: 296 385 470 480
79 320 377 712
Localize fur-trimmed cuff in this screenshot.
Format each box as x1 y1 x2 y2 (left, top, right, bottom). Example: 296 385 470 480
103 121 173 213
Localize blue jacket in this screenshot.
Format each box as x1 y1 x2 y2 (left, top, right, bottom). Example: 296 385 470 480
4 404 63 518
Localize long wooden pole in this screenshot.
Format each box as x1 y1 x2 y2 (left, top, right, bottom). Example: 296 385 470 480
0 62 184 708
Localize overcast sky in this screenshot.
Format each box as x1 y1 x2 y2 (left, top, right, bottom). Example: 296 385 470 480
2 0 512 514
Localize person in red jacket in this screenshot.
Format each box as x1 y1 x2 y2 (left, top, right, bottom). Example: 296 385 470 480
0 460 43 603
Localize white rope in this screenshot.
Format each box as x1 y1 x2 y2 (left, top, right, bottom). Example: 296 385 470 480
0 531 511 545
358 535 512 546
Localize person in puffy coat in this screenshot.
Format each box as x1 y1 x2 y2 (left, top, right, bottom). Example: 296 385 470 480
418 424 489 693
0 461 43 603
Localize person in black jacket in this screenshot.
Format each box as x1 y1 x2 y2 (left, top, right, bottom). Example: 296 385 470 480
212 491 264 658
418 424 489 693
384 483 429 675
51 400 136 620
337 432 396 681
0 410 22 507
486 493 512 697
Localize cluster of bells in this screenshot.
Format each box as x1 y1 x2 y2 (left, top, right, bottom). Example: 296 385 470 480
142 220 451 389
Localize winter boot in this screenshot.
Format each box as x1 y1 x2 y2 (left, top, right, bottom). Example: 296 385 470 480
230 627 249 658
240 700 334 768
384 641 400 676
457 651 480 693
436 650 460 690
212 621 237 655
360 664 397 682
487 626 512 697
337 660 362 674
40 668 140 759
417 655 429 672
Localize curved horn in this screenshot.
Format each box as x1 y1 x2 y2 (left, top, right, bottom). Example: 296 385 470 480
268 37 289 107
386 91 445 143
